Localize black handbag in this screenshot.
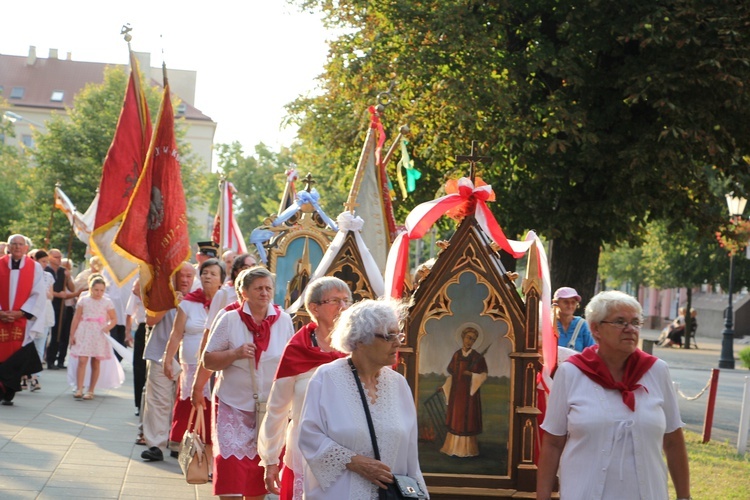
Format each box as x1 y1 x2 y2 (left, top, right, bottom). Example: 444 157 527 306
348 358 427 500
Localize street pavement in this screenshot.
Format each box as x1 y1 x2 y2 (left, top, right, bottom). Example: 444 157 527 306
641 329 750 444
0 332 748 498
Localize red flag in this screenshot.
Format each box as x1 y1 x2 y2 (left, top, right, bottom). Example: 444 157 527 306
114 83 190 312
211 180 247 254
90 51 152 285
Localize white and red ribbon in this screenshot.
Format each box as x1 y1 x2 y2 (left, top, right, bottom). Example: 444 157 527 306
384 177 555 380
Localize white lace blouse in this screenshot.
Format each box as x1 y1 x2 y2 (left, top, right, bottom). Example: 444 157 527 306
298 358 428 500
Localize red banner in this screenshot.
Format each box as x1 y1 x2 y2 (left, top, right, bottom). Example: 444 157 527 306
90 52 152 285
114 83 190 312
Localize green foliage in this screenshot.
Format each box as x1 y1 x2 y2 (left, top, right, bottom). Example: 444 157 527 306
739 347 750 370
8 66 209 260
290 0 750 298
213 142 295 237
0 119 30 241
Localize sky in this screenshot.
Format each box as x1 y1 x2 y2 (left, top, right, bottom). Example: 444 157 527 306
1 0 332 156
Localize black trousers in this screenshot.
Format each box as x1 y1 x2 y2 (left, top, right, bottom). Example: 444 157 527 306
46 305 73 367
110 325 127 361
133 322 147 410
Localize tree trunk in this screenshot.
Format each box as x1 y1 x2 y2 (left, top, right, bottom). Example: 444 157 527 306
549 238 601 313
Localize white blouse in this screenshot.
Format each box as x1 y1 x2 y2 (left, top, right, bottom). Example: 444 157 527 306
541 359 683 500
298 358 428 500
258 367 315 471
205 302 294 411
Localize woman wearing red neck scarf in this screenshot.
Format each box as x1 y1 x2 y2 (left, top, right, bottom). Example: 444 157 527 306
203 266 294 500
537 291 691 500
258 277 351 500
162 258 224 455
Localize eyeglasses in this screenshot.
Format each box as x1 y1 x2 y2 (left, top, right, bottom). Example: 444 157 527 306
600 319 644 330
375 332 405 343
316 298 352 307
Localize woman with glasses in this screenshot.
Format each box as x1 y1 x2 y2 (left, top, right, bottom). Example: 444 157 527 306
258 277 351 499
298 299 427 499
537 290 691 500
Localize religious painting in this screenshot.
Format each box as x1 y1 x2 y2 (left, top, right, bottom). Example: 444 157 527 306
416 270 513 477
270 235 325 307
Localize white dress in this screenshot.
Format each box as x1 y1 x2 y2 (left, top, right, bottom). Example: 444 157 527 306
541 359 683 500
298 358 428 500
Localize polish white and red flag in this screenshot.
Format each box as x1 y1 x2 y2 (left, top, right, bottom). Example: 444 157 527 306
212 179 247 254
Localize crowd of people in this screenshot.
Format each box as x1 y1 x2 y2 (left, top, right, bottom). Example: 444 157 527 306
0 234 692 499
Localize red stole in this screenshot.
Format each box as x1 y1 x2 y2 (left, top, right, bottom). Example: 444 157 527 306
567 345 657 411
182 288 211 309
237 302 281 368
274 322 346 380
0 255 34 362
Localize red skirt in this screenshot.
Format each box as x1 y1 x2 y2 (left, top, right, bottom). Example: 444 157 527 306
280 465 295 500
169 392 213 445
213 454 266 497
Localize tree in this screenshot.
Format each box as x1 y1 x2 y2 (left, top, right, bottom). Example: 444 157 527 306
10 66 210 260
291 0 750 306
0 116 31 241
213 141 296 236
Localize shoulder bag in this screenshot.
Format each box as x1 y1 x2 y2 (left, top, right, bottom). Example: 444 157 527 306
178 407 210 484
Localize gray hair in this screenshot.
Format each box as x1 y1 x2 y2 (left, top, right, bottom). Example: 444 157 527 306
585 291 642 326
304 277 352 319
7 234 30 246
330 299 403 354
236 266 275 297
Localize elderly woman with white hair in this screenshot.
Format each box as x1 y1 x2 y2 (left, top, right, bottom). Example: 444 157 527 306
258 276 352 499
298 299 427 499
537 290 690 500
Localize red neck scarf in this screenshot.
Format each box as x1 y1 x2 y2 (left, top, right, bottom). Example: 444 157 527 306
567 345 657 411
182 288 211 309
274 322 346 380
237 302 281 367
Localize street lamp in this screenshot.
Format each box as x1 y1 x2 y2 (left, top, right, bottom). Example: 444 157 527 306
719 193 748 369
3 111 44 128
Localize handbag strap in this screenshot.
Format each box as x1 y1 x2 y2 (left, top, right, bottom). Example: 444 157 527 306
348 358 381 461
187 405 206 441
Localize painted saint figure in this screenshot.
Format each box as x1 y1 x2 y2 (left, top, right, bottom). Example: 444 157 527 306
440 325 488 457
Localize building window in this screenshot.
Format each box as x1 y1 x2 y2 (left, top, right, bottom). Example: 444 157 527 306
10 87 24 99
51 90 64 102
176 103 187 115
21 134 33 148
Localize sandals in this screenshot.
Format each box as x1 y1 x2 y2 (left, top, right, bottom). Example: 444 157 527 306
29 378 41 392
135 435 147 446
82 392 95 400
73 390 83 399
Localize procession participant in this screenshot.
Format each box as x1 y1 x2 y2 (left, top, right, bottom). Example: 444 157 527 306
0 235 46 405
140 262 195 461
163 258 224 457
258 276 351 499
537 290 691 500
201 266 294 499
45 248 77 369
298 299 427 499
191 241 219 291
126 278 147 415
